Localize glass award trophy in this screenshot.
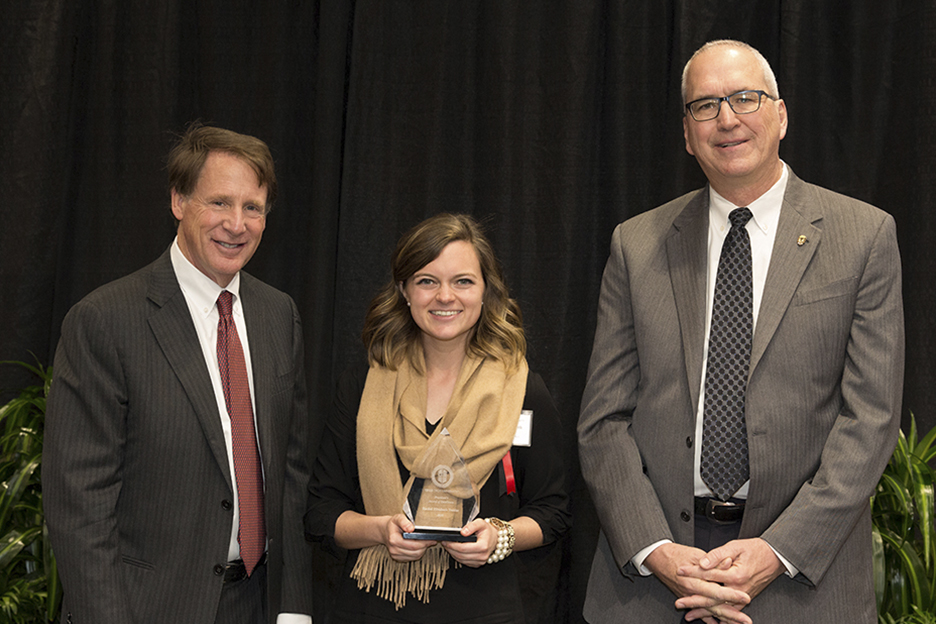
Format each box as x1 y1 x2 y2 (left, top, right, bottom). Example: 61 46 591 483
402 428 479 542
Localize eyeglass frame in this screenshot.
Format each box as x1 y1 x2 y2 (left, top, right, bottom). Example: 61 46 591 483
684 90 777 122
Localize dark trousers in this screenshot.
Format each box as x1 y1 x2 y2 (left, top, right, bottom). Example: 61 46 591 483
692 509 743 552
679 510 743 623
214 561 267 624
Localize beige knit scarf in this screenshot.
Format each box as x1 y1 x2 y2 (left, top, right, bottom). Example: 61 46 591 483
352 353 528 609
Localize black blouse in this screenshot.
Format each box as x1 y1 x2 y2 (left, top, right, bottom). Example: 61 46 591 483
305 363 571 623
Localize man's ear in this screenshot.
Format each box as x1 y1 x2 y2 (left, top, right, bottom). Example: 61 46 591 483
170 188 186 221
776 99 788 141
683 116 695 156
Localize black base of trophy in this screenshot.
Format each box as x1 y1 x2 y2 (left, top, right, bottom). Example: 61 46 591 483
403 530 477 542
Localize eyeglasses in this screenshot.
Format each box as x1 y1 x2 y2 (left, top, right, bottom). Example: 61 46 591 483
685 90 776 121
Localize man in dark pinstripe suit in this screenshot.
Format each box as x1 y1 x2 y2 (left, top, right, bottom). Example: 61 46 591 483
44 125 314 624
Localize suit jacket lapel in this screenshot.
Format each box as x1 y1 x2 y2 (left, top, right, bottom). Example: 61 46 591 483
751 172 822 374
240 276 275 474
666 190 709 415
146 250 234 489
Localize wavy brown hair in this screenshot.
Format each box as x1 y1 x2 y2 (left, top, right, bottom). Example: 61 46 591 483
362 213 526 373
168 122 277 210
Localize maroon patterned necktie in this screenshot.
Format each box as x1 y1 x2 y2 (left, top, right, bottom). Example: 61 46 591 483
701 207 753 501
216 290 265 574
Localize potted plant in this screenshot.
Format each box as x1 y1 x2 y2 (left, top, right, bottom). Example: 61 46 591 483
873 414 936 623
0 360 61 623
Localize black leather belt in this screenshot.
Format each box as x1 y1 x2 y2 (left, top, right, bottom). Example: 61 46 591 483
222 552 267 584
694 497 745 524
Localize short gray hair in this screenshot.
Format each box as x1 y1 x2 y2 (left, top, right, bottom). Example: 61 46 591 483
681 40 779 103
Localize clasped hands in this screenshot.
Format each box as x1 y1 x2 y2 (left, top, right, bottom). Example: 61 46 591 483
644 538 785 624
382 514 499 568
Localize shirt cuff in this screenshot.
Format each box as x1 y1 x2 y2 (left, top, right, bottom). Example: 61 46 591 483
632 539 672 576
765 542 799 578
277 614 312 624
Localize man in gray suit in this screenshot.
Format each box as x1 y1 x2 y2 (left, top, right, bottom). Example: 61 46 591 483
44 125 314 623
578 40 904 623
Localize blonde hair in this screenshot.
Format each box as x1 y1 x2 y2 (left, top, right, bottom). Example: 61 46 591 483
362 213 526 373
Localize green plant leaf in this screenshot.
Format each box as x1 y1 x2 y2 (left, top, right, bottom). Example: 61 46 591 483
909 417 920 453
0 359 59 622
913 418 936 462
0 455 41 532
877 471 914 522
914 477 934 571
880 511 934 611
0 527 41 569
43 522 61 622
876 526 887 609
0 359 47 383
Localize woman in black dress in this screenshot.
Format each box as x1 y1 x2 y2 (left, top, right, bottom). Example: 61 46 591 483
306 213 570 623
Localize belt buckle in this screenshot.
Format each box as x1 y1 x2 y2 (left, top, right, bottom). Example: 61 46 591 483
705 498 742 524
223 560 248 584
223 552 267 584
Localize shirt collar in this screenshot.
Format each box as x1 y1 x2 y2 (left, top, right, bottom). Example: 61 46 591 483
170 237 242 317
708 162 789 235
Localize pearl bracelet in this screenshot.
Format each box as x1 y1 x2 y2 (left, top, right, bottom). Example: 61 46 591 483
484 517 515 564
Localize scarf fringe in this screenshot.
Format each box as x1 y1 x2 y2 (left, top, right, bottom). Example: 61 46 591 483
350 544 456 609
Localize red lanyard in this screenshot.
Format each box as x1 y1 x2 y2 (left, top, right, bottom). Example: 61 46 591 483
502 451 516 495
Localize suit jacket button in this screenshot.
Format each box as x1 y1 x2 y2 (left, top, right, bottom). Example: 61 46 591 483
681 510 691 522
686 436 693 448
213 564 225 576
221 499 233 511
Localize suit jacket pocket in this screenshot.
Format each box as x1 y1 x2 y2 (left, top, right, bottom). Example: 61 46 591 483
121 555 155 571
270 367 295 397
792 276 858 306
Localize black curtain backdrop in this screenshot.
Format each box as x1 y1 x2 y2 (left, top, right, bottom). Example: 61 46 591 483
3 2 934 622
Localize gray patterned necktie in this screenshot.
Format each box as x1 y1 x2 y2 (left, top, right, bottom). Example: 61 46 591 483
701 207 753 501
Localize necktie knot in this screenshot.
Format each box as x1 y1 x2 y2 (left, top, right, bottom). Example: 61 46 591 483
217 291 234 318
729 207 753 230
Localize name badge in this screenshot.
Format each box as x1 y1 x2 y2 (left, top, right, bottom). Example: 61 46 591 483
513 410 533 447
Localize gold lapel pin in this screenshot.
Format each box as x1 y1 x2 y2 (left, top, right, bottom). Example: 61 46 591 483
797 235 807 246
